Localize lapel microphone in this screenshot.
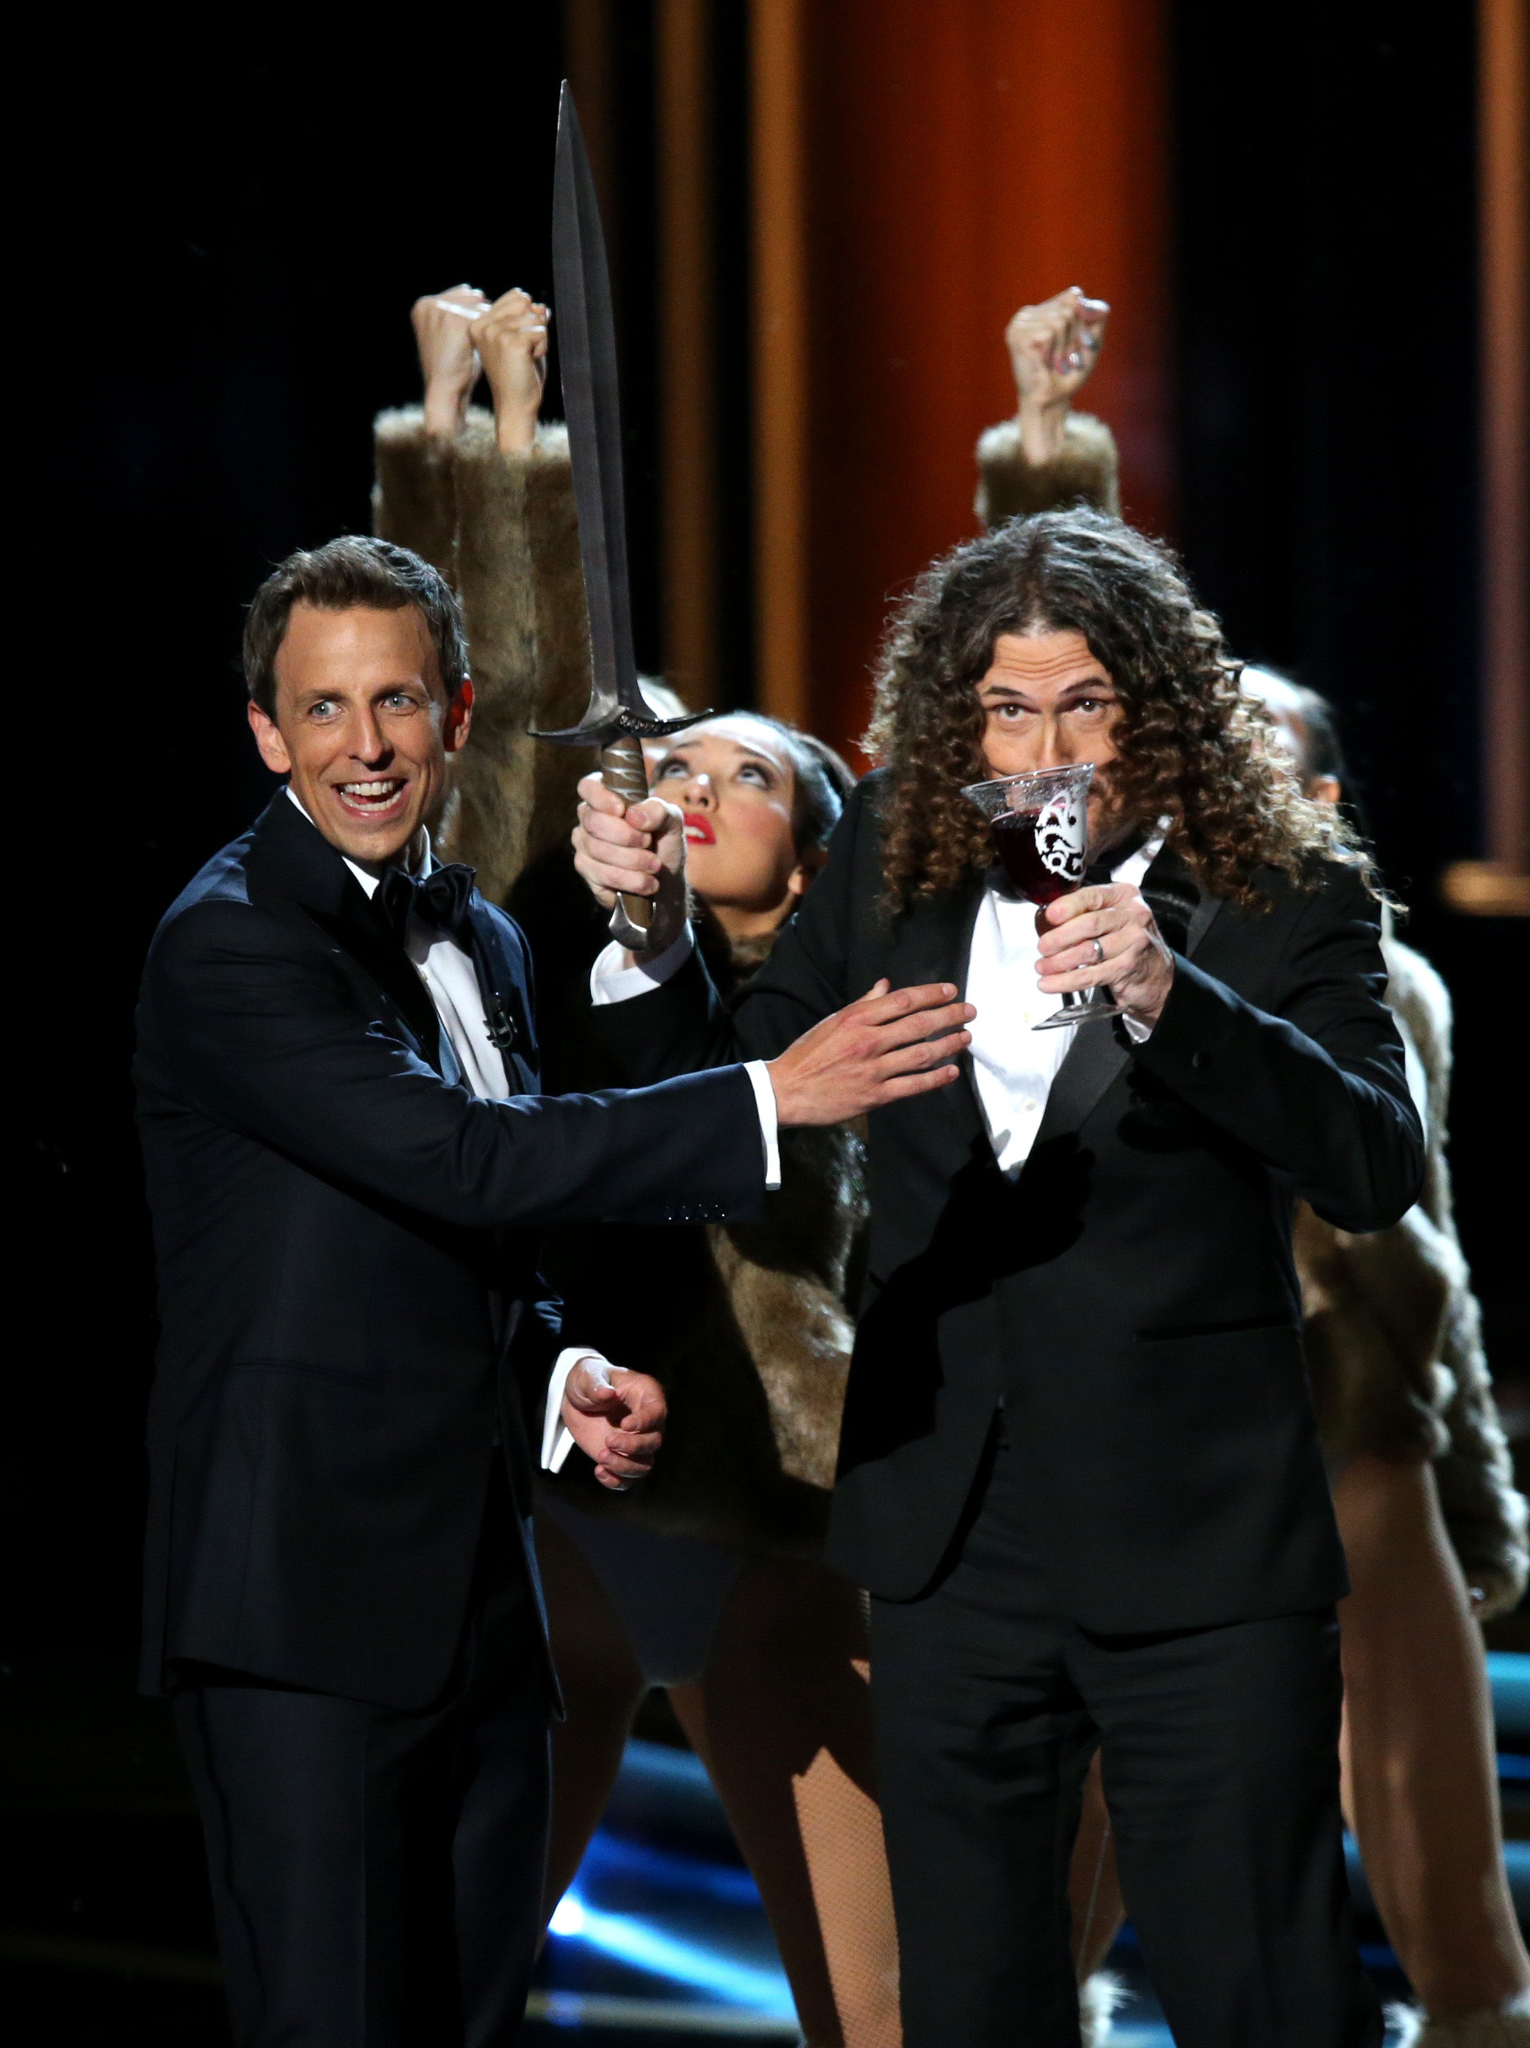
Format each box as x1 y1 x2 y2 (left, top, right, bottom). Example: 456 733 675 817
483 997 518 1053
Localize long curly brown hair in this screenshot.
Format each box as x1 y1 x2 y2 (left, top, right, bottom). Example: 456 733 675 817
864 507 1369 910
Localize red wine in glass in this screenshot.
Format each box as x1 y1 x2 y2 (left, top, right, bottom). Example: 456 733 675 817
960 762 1125 1028
990 809 1080 904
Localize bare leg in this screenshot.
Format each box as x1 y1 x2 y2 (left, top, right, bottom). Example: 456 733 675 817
1335 1452 1530 2020
670 1560 902 2048
536 1511 648 1921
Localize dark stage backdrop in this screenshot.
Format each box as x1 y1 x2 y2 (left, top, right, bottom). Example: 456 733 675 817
1172 3 1527 1429
12 24 574 1652
10 7 1525 1664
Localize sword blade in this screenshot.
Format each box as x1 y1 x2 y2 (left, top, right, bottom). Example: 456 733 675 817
548 82 638 732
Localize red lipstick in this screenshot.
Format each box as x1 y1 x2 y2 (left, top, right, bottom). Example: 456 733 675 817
683 812 716 845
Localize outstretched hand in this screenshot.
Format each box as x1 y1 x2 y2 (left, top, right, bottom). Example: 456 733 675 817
561 1359 667 1492
767 979 973 1125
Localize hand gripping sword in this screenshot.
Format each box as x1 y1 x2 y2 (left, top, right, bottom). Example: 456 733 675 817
531 82 710 949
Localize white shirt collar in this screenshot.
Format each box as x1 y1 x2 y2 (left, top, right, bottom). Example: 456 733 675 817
283 785 433 901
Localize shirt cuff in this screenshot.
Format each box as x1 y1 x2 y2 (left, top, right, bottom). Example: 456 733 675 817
589 924 694 1005
541 1346 609 1473
1122 1013 1154 1044
744 1060 782 1191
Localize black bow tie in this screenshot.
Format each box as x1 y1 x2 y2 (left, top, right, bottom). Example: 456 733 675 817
376 862 478 947
1082 824 1149 889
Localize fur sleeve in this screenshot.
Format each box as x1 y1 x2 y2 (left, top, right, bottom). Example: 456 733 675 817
1299 937 1529 1617
372 414 594 904
974 410 1121 528
372 406 458 580
1434 1253 1530 1618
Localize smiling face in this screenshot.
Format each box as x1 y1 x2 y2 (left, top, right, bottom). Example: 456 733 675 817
650 715 818 940
247 603 473 870
975 628 1125 842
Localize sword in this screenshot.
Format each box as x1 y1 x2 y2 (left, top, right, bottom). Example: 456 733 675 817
531 81 710 949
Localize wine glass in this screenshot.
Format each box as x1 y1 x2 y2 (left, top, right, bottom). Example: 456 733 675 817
961 762 1125 1029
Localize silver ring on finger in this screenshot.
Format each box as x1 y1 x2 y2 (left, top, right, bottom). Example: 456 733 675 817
1089 938 1106 966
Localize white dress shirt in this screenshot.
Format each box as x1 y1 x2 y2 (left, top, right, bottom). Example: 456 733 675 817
967 833 1160 1176
285 788 594 1472
590 830 1164 1186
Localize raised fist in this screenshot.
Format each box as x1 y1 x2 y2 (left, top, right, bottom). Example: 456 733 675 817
1005 286 1109 462
412 284 489 439
474 289 550 455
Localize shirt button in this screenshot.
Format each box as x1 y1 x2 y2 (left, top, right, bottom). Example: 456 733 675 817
1024 1100 1037 1113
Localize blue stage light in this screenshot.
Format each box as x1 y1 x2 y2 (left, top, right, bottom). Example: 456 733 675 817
546 1892 796 2017
579 1829 763 1905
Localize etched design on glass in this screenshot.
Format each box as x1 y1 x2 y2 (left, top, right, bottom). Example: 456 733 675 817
959 760 1126 1030
1036 793 1086 882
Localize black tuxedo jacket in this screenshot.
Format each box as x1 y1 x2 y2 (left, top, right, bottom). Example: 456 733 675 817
135 793 764 1710
591 774 1425 1629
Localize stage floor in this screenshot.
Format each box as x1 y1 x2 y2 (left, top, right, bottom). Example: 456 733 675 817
5 1652 1529 2043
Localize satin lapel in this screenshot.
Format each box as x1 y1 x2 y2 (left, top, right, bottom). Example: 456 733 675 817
316 887 443 1073
1186 888 1222 955
953 877 993 1132
463 902 538 1092
1027 1006 1130 1152
1027 850 1222 1151
883 877 987 1166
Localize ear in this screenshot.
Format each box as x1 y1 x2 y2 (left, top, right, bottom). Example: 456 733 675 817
1307 774 1342 809
248 699 293 776
444 677 475 755
786 844 829 901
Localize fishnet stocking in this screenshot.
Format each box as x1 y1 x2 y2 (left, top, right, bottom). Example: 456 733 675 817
538 1525 900 2047
671 1562 901 2048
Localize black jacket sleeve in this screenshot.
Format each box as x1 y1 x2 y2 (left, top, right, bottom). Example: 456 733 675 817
144 898 765 1231
1135 864 1424 1231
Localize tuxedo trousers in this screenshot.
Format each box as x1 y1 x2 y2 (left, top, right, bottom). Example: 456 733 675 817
868 1423 1382 2048
172 1461 551 2048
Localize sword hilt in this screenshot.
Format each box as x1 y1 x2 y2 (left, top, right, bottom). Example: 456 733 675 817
600 734 657 949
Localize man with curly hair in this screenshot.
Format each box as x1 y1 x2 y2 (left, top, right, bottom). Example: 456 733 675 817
572 506 1423 2047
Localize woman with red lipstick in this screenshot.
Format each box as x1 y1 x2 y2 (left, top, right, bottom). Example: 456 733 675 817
373 290 911 2046
368 272 1156 2048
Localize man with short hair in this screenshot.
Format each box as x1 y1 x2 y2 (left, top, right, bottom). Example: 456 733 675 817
136 533 970 2045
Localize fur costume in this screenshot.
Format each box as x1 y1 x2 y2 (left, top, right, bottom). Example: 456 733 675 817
1298 935 1528 1617
531 914 866 1557
975 409 1122 527
372 410 865 1557
373 407 592 901
972 411 1528 1618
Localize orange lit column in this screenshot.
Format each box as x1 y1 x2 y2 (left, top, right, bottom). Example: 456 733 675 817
751 0 1172 763
1444 0 1529 915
